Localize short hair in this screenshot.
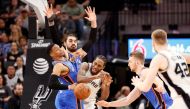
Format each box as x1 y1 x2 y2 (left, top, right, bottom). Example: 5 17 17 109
95 55 107 66
151 29 167 45
13 83 23 90
19 36 27 42
129 51 145 64
63 33 78 42
47 43 55 55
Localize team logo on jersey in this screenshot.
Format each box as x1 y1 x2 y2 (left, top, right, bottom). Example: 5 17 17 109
29 85 52 109
90 81 99 88
132 39 147 57
33 58 49 75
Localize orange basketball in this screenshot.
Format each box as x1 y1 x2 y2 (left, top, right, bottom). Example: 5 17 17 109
74 83 91 100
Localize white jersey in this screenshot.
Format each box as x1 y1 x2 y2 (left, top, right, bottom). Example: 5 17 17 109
84 63 101 109
158 50 190 109
4 74 18 90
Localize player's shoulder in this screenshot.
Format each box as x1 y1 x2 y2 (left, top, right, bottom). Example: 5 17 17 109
152 53 167 63
81 62 89 67
81 62 90 70
150 53 168 70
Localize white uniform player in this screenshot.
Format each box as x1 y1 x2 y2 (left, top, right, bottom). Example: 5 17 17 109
77 55 112 109
131 29 190 109
84 64 101 109
158 50 190 109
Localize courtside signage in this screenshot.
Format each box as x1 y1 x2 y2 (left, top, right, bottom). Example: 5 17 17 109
128 38 190 59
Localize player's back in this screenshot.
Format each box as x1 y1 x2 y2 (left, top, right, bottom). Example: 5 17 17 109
158 50 190 109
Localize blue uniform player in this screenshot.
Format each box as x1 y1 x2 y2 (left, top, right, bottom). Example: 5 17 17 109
47 44 83 109
46 6 97 109
97 51 173 109
52 60 83 109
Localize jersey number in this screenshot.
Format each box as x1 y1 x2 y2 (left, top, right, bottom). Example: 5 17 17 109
175 62 189 77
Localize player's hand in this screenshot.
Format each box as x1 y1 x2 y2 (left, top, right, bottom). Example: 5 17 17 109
101 72 113 86
95 70 105 79
73 48 87 59
84 6 96 22
44 4 60 19
96 100 110 107
68 83 77 90
131 76 142 89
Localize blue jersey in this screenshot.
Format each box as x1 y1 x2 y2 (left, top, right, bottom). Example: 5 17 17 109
142 85 173 109
69 53 82 72
52 60 84 109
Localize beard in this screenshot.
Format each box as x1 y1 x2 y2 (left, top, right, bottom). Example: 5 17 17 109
90 68 99 75
67 46 77 52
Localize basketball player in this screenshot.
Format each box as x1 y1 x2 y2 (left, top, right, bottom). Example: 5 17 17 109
77 55 112 109
97 51 173 109
131 29 190 109
45 6 97 69
47 43 83 109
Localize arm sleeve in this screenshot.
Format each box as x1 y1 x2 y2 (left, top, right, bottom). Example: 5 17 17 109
82 28 97 52
48 75 68 90
47 15 63 47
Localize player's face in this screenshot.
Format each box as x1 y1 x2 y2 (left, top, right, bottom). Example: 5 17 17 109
65 36 77 52
128 56 137 72
91 58 105 75
51 44 64 58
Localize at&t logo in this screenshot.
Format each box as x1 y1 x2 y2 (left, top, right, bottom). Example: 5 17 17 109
33 58 49 75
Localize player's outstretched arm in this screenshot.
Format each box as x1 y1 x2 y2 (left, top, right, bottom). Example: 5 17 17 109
82 6 97 52
44 4 62 46
84 6 97 28
96 87 141 107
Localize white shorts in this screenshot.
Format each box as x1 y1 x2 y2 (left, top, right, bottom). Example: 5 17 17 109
169 95 188 109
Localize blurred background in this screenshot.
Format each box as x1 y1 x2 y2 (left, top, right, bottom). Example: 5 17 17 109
0 0 190 109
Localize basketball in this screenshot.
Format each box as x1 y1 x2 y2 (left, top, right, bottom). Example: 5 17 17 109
74 83 91 100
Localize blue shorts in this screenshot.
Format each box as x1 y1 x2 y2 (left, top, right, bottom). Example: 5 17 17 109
55 90 83 109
